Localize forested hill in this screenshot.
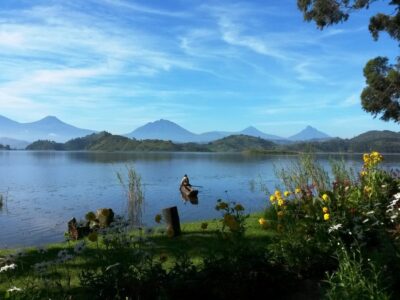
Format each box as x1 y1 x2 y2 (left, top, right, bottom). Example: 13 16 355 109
287 130 400 153
25 130 400 153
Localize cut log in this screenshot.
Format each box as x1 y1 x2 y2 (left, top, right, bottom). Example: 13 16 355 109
162 206 181 237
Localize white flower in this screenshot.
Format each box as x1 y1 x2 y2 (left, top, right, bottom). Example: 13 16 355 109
7 286 22 292
366 210 375 215
0 263 17 273
362 218 369 223
328 224 343 233
394 192 400 200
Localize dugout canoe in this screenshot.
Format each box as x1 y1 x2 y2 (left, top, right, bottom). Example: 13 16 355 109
180 185 199 198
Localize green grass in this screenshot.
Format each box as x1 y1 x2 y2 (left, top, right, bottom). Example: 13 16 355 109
0 213 273 297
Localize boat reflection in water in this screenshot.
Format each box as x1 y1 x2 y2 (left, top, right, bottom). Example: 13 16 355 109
180 185 199 205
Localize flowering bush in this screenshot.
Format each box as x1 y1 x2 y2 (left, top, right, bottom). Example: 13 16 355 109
264 152 400 293
215 199 248 238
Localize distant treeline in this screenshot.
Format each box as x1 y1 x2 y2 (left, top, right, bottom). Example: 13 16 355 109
25 130 400 153
0 144 11 150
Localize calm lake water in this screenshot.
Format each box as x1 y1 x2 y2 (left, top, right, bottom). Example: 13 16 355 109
1 151 399 248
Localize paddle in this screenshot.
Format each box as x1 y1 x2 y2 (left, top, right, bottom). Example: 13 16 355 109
190 185 203 188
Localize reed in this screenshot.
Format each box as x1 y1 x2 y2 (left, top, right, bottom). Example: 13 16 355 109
117 165 144 227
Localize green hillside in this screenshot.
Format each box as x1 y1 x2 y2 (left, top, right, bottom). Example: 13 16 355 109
26 140 64 150
25 130 400 153
207 135 276 152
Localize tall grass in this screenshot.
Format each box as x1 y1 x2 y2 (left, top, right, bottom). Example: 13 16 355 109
275 153 330 193
117 165 144 227
325 247 390 300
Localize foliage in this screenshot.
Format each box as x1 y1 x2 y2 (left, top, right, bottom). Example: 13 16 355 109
264 151 400 295
361 57 400 122
215 199 248 238
117 165 144 227
297 0 400 123
325 247 390 300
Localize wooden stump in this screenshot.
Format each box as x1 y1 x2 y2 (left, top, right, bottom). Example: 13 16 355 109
162 206 181 237
68 218 90 240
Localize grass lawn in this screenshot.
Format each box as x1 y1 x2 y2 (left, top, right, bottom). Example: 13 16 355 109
0 212 274 298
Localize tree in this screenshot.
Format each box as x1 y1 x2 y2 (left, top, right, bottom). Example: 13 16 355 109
297 0 400 123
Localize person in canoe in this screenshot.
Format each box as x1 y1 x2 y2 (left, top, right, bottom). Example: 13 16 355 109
180 174 191 191
180 174 199 198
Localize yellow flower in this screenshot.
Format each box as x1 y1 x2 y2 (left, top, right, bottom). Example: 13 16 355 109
274 190 282 198
201 222 208 230
259 218 267 225
364 186 372 193
277 198 284 207
155 214 162 224
322 207 328 213
234 204 244 211
363 153 370 163
87 232 98 242
284 191 291 197
295 188 301 194
269 195 276 202
323 213 330 221
259 218 268 229
360 170 367 177
322 194 329 201
277 211 284 218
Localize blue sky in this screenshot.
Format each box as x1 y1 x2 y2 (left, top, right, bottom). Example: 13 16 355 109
0 0 398 138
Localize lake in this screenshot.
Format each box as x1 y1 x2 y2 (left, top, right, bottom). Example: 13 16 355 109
1 151 399 248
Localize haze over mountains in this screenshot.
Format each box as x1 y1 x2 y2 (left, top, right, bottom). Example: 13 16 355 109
0 115 95 145
0 115 331 146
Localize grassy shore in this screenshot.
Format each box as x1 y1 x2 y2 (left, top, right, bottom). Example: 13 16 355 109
0 212 273 298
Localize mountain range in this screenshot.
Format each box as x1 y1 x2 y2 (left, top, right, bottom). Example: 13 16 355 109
25 130 400 153
125 119 327 142
0 115 95 143
0 115 330 145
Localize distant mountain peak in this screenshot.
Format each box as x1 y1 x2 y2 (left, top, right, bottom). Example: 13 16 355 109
0 115 95 142
289 126 330 141
38 116 63 123
126 119 196 142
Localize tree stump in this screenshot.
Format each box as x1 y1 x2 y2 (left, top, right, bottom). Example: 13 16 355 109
162 206 181 237
68 218 90 240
